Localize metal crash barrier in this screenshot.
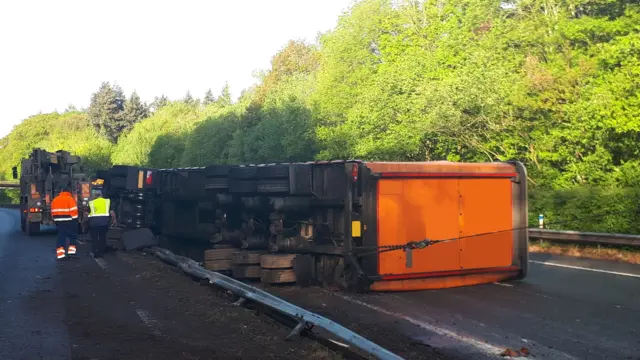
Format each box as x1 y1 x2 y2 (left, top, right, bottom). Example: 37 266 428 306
146 247 403 360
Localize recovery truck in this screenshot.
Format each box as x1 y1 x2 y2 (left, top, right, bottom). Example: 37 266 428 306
13 149 91 236
101 160 528 292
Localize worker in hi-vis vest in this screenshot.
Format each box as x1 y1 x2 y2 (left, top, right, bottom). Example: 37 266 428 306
51 185 79 260
86 190 117 258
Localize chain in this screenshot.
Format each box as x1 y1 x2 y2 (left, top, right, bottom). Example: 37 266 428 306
357 208 639 257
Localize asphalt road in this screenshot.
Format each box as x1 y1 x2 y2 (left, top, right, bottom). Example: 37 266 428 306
0 209 70 359
319 253 640 360
0 209 338 360
2 206 638 360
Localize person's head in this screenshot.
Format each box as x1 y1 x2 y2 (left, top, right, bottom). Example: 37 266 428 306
93 190 103 198
60 185 71 193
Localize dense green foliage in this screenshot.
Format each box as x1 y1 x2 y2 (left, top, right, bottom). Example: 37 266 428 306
1 0 638 232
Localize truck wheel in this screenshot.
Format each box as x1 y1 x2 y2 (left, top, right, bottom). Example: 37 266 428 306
229 180 257 193
257 165 289 179
229 166 258 180
256 180 290 193
204 178 229 190
26 220 40 236
205 165 232 178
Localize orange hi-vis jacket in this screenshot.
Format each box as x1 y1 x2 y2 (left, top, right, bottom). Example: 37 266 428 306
51 191 79 222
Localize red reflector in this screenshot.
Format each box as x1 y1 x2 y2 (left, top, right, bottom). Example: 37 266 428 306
351 163 358 182
145 170 153 185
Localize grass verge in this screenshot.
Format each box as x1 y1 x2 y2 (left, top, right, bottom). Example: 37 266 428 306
529 240 640 265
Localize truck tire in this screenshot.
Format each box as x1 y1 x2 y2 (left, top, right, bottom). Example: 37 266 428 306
257 165 289 179
205 165 232 178
229 180 257 193
26 220 40 236
229 166 258 180
204 178 229 190
256 180 290 194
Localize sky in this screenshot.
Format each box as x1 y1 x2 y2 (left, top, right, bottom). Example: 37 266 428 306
0 0 354 138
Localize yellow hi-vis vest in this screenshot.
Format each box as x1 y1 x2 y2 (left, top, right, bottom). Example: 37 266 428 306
89 198 111 217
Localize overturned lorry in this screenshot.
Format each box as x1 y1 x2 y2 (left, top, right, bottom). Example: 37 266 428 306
13 149 92 235
100 160 528 292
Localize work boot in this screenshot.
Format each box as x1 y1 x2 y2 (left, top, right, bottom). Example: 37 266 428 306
67 245 77 258
56 247 66 260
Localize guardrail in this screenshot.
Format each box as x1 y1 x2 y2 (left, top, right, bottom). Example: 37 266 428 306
529 229 640 248
0 204 19 209
147 247 403 360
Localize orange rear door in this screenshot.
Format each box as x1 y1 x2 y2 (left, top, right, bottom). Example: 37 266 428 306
458 178 513 270
377 177 514 276
377 178 461 275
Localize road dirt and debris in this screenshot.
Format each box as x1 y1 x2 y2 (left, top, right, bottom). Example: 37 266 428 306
59 247 342 360
257 286 453 360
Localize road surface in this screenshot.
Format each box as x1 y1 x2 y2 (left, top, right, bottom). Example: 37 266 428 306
2 205 638 360
270 254 640 360
0 209 343 360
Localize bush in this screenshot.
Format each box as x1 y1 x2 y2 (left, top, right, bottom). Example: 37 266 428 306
529 187 640 234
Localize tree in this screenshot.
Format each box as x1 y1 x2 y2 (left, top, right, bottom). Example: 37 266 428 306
123 91 149 130
183 91 200 106
203 89 215 105
214 83 232 107
88 82 127 143
64 104 78 113
150 95 169 113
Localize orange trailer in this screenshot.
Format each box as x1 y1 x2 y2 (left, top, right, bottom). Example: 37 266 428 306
358 161 528 291
105 160 528 292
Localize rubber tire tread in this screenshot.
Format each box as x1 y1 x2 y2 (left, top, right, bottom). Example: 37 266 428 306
205 165 232 178
229 180 257 193
256 165 289 179
204 177 229 189
256 179 290 194
229 166 258 180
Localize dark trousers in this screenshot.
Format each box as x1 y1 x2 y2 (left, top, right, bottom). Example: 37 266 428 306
56 220 78 249
91 225 109 257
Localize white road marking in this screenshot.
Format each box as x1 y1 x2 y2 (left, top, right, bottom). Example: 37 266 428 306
493 282 514 287
529 260 640 278
93 257 108 270
333 293 505 357
335 293 579 360
136 309 162 336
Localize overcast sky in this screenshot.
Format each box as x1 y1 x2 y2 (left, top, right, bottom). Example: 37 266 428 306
0 0 352 138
